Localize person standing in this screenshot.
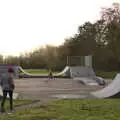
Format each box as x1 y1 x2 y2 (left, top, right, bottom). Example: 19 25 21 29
0 67 15 113
48 68 55 80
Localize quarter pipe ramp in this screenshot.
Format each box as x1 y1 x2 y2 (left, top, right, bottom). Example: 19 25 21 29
91 73 120 98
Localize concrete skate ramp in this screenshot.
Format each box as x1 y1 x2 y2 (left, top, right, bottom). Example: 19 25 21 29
91 73 120 98
70 66 95 78
56 66 70 76
19 66 99 80
19 66 70 78
71 66 105 86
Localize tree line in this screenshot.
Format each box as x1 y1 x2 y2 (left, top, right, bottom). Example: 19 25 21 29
0 3 120 71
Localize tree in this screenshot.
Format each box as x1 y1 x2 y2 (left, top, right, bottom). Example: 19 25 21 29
0 55 3 64
63 22 97 56
100 3 120 70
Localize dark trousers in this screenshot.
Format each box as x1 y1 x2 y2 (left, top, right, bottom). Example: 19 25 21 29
1 90 13 110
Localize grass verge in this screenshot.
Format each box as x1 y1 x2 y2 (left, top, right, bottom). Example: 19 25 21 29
1 99 120 120
96 71 118 79
24 69 59 74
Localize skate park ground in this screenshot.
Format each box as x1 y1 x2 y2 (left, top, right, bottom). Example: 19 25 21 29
1 77 118 120
14 78 105 101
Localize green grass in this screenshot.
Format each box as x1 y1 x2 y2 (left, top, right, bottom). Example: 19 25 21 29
96 71 118 79
24 69 49 74
1 99 120 120
24 69 59 74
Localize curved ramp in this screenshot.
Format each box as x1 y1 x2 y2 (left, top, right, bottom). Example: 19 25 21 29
19 66 70 78
91 74 120 98
55 66 70 76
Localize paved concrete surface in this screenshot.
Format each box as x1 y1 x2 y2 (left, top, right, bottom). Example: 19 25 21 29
14 78 102 100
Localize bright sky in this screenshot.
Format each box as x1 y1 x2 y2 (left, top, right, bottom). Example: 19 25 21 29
0 0 119 56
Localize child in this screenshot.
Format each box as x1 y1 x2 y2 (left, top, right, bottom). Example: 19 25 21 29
0 67 15 113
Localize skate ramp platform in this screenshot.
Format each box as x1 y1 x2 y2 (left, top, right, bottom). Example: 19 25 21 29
71 66 105 86
91 73 120 98
70 66 95 78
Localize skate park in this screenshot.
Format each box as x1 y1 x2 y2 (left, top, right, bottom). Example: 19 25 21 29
1 1 120 119
0 55 119 101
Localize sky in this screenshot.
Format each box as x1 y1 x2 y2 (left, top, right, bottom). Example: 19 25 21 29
0 0 119 56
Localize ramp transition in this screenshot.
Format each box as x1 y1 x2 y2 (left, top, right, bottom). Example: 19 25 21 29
19 66 70 78
91 73 120 98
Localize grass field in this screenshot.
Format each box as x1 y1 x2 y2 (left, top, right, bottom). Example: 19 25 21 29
1 99 120 120
96 71 118 79
24 69 59 74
